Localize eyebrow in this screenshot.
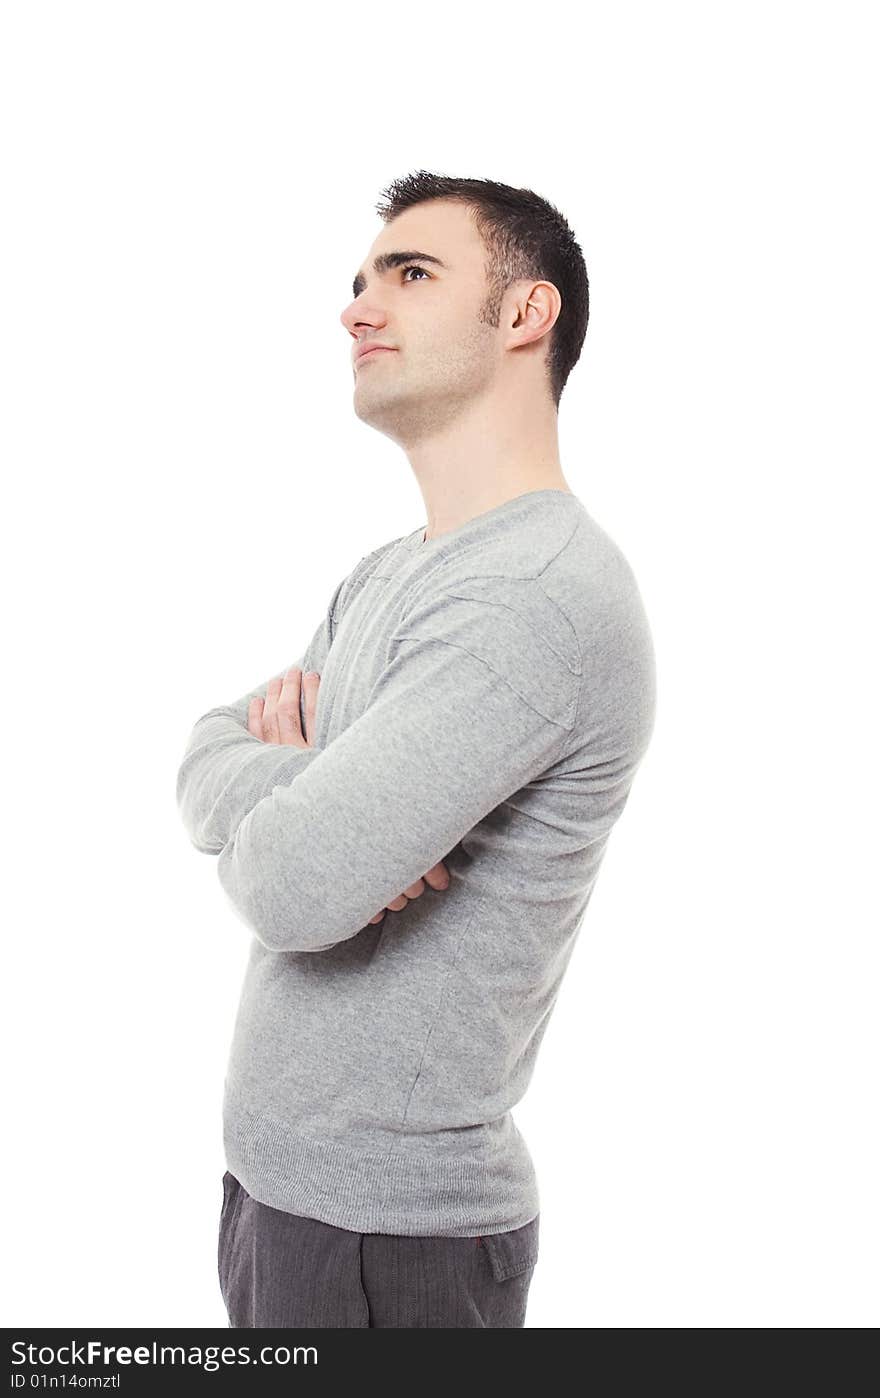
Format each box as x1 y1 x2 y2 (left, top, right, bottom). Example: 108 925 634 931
352 250 449 299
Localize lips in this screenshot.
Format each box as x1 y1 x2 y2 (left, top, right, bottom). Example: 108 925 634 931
356 347 396 366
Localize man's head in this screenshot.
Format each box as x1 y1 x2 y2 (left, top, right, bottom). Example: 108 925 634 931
340 171 589 446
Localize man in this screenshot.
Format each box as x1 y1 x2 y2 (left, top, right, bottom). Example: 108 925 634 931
176 171 656 1328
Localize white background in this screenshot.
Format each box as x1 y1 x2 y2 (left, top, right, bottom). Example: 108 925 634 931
2 1 877 1329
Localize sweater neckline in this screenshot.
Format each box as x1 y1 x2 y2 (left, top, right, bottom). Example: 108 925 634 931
402 488 580 553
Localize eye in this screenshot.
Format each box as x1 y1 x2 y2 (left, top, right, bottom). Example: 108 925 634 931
402 265 430 282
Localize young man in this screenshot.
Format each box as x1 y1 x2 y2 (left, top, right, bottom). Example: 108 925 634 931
176 171 656 1328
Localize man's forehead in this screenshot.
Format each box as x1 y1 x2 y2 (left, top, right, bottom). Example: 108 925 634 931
374 199 472 243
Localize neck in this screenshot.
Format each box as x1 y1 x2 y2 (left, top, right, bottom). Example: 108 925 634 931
404 391 572 541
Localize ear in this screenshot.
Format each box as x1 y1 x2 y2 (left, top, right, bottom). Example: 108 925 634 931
507 279 562 350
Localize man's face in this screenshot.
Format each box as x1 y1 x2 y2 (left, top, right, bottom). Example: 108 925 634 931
340 200 502 444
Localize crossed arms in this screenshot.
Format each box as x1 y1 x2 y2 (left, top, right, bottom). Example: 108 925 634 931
175 576 579 954
243 665 451 927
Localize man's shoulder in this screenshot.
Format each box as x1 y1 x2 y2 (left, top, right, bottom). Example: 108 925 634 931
413 501 649 656
399 501 655 742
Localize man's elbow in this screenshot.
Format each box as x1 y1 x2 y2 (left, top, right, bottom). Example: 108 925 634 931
216 849 351 953
245 911 350 955
175 760 218 854
189 833 224 856
176 788 225 856
251 908 345 955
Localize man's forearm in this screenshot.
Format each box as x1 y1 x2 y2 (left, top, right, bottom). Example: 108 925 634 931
177 594 335 855
176 706 321 854
176 544 395 857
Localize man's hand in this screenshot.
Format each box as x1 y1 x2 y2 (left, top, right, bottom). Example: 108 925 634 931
247 666 320 747
248 666 450 922
366 860 451 924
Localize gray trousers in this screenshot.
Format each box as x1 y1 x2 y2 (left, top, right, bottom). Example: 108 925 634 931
218 1170 539 1328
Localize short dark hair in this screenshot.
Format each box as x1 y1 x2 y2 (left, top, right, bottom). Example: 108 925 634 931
374 169 590 410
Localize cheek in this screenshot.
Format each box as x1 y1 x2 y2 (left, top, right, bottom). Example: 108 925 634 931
423 313 478 360
442 318 497 370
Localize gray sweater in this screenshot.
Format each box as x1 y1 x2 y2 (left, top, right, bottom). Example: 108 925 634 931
176 488 656 1236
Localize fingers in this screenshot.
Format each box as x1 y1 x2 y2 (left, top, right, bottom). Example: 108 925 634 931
262 675 284 744
302 671 321 745
396 863 449 903
247 696 264 738
276 668 306 746
255 668 321 747
422 861 450 891
366 861 451 927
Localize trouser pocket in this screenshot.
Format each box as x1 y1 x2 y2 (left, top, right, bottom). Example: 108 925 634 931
481 1213 539 1280
217 1170 240 1305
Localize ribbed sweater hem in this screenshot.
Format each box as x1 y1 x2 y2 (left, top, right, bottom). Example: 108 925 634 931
222 1083 539 1237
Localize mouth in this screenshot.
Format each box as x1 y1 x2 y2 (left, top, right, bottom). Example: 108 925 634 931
355 347 396 367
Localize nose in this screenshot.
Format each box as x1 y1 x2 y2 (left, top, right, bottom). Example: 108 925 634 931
340 293 388 339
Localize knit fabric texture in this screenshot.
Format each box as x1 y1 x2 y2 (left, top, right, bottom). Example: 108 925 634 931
176 489 656 1236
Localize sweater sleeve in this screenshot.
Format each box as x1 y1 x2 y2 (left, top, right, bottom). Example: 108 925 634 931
175 578 345 856
175 537 407 857
215 586 582 952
